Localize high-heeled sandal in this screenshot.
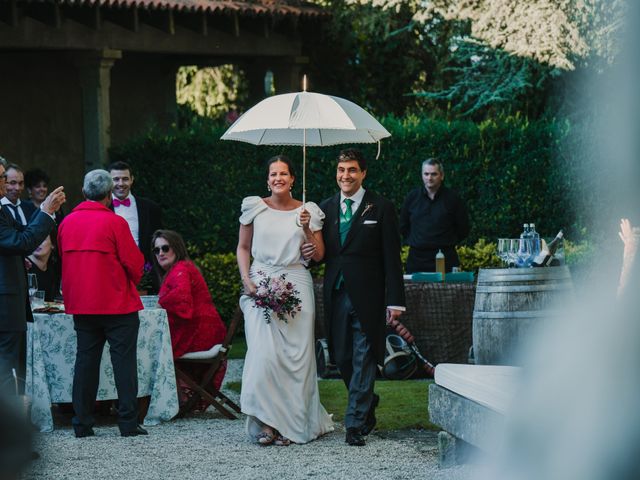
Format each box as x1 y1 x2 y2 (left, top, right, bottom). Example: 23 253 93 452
274 434 291 446
256 430 275 445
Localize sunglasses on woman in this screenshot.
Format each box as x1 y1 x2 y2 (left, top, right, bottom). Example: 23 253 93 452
153 245 171 255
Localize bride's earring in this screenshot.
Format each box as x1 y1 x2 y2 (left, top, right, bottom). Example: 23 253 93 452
267 184 271 192
290 183 293 191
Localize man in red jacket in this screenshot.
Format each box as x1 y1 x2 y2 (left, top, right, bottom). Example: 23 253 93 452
58 169 147 438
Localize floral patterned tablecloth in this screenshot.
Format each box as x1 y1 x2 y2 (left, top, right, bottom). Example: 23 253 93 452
26 308 179 432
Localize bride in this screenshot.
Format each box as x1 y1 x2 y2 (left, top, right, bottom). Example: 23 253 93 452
236 155 333 446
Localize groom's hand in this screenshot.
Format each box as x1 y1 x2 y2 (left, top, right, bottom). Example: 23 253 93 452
300 242 316 260
386 308 403 324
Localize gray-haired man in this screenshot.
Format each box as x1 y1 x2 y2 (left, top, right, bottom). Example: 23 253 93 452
58 170 146 438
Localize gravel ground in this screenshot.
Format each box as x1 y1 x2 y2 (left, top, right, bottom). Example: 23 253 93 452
25 360 478 480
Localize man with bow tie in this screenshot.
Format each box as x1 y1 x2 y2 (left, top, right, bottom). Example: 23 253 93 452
108 161 162 287
316 148 405 446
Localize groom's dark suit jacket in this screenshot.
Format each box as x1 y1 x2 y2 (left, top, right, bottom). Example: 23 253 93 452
320 190 405 364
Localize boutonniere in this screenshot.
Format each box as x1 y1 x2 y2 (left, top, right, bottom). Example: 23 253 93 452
360 203 374 217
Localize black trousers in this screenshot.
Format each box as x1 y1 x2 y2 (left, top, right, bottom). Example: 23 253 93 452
0 331 22 395
330 287 377 430
72 312 140 434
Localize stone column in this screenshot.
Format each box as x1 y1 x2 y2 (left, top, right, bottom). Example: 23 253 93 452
242 59 270 108
271 56 308 94
75 49 122 172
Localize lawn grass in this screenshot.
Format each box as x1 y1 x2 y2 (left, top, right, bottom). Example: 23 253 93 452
228 336 247 360
224 378 437 431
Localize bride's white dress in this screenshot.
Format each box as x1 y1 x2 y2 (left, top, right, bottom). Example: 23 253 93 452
239 196 334 444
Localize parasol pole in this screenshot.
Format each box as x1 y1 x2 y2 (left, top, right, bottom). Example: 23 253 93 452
302 74 307 205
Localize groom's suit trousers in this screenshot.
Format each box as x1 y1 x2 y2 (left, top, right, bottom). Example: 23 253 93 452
331 286 377 430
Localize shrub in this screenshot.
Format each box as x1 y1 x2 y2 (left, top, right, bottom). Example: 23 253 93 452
192 252 241 326
456 239 501 272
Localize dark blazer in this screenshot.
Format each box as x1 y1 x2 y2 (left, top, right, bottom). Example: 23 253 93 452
1 200 37 225
20 201 37 224
320 190 405 364
135 196 162 264
110 195 162 264
0 208 55 331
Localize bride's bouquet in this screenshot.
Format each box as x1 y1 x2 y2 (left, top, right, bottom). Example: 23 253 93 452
252 271 302 324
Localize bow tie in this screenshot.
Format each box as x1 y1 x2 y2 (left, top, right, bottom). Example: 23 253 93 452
113 198 131 208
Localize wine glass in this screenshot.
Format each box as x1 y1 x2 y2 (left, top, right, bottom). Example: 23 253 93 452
28 273 38 297
497 238 509 267
517 238 532 267
508 239 520 268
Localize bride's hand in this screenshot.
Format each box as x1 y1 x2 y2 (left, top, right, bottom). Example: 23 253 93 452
299 208 311 231
242 278 258 297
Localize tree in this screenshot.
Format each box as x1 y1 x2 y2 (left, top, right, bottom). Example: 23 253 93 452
348 0 626 117
305 0 462 116
176 65 248 120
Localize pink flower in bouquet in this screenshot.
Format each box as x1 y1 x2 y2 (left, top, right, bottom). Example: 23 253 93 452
252 271 302 323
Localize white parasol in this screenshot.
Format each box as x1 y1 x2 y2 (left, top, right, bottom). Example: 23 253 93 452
221 77 391 203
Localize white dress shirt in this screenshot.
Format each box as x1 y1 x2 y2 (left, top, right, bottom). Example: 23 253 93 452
1 196 28 224
112 194 140 246
340 187 366 215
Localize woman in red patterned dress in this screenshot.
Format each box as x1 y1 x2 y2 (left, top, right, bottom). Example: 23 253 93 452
151 230 227 401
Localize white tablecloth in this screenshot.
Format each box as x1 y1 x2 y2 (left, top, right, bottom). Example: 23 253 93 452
26 308 179 432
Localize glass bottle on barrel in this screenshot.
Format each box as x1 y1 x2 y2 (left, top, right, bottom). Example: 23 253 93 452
532 230 564 267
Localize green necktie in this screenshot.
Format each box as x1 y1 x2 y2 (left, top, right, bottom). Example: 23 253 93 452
342 198 354 222
336 198 355 289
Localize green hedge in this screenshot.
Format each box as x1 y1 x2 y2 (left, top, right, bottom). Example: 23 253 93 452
110 114 585 254
110 114 597 320
185 239 594 326
191 252 241 325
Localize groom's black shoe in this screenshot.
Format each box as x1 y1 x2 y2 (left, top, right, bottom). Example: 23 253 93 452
121 425 148 437
360 394 379 436
345 428 366 446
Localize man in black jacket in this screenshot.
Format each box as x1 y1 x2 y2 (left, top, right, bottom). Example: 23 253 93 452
400 158 470 273
0 163 37 225
0 157 65 393
318 148 405 446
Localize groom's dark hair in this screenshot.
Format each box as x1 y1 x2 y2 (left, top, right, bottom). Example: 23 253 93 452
337 148 367 172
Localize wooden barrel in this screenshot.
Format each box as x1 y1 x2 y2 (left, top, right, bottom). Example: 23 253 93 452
472 266 573 366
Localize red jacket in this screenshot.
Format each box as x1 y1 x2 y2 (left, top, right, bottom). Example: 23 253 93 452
159 260 227 359
58 201 144 315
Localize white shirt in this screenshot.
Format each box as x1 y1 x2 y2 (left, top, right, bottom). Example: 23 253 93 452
112 193 140 246
340 187 366 215
1 196 27 224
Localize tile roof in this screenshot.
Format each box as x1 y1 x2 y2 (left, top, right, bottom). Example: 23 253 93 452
12 0 328 18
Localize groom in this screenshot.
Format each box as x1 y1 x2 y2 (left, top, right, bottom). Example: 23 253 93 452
319 148 405 446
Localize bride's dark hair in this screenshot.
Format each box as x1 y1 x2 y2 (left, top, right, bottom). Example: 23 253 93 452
265 155 296 178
